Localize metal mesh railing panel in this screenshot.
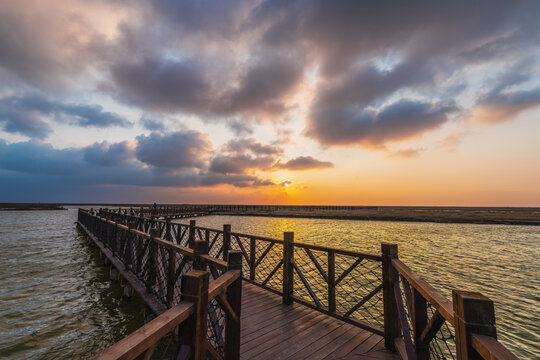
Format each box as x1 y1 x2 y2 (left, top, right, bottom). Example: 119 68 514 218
253 240 283 291
207 298 226 357
229 234 251 276
334 253 384 327
427 302 456 359
293 247 329 308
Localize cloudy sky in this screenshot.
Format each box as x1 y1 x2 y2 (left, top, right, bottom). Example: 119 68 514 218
1 0 539 205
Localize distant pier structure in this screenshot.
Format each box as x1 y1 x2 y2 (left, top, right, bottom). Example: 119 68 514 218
76 206 519 360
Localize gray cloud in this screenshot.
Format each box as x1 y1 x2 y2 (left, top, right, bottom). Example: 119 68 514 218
209 138 284 174
0 136 277 193
83 141 134 166
0 2 113 90
109 56 211 113
140 114 166 131
276 156 333 171
218 54 304 115
135 131 212 170
225 138 283 155
306 99 459 147
0 93 131 138
474 62 540 123
209 154 276 174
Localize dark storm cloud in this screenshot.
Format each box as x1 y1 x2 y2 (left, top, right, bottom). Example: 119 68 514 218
306 100 459 147
0 93 131 138
276 156 333 171
135 131 212 170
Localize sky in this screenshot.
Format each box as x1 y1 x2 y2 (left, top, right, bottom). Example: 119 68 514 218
0 0 539 206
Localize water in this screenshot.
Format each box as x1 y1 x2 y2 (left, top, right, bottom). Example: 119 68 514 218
0 208 145 359
0 211 538 359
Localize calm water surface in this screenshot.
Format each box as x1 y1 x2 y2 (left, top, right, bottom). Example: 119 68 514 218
0 209 145 359
0 210 538 359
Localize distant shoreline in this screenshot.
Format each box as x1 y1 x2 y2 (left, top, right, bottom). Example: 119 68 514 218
2 203 539 225
0 203 66 210
209 211 540 226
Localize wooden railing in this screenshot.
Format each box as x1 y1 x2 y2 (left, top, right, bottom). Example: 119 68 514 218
385 246 519 360
94 208 520 360
77 209 242 360
101 208 385 335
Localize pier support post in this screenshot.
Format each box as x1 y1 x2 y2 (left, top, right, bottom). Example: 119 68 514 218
282 232 294 305
453 291 497 360
109 265 119 281
225 250 242 360
223 224 231 261
382 243 400 352
178 270 209 360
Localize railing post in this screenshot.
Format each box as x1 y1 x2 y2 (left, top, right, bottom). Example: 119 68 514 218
225 250 242 360
453 290 497 360
165 218 172 242
148 228 161 292
193 240 208 270
223 224 231 261
249 237 256 281
178 270 209 360
413 288 429 359
282 232 294 305
382 243 400 352
189 220 196 248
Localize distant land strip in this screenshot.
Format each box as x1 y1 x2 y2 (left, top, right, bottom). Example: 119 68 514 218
70 204 540 225
0 203 66 210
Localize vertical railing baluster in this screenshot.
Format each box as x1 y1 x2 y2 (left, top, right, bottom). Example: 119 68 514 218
283 232 294 305
328 249 336 313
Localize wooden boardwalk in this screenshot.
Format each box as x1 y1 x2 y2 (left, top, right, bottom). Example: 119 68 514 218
240 282 397 360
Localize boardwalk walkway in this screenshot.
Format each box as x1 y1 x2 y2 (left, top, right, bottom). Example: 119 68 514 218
81 208 519 360
240 283 397 360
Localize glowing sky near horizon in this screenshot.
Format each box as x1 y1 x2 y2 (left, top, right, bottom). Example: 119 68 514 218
0 0 539 205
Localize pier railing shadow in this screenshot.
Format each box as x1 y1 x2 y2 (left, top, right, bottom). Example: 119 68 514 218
83 207 519 360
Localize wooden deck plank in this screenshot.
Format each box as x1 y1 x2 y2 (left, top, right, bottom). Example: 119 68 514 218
239 281 398 360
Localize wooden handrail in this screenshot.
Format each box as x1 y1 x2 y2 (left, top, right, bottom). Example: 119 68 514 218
208 270 241 300
471 334 519 360
93 302 194 360
391 258 454 323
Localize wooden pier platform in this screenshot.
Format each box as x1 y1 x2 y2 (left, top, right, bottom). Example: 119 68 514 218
240 282 397 360
80 208 520 360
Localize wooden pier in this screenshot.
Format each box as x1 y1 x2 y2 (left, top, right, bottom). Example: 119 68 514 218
76 206 519 360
